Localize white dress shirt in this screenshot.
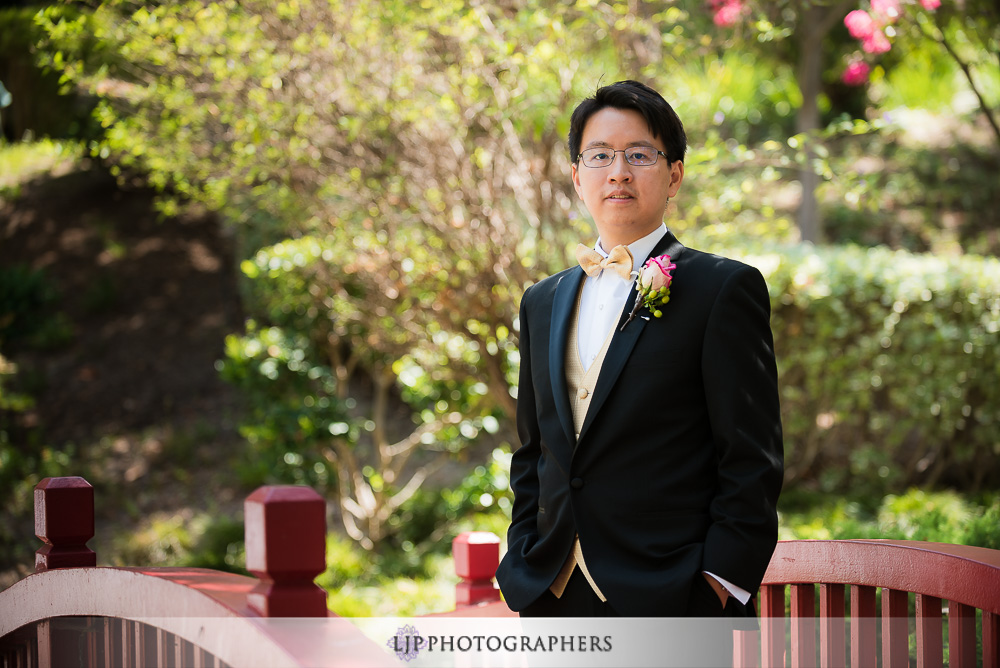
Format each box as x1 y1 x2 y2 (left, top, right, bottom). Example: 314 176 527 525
577 225 667 370
575 222 751 606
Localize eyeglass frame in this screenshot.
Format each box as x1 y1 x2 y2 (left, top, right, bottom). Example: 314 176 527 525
575 146 673 168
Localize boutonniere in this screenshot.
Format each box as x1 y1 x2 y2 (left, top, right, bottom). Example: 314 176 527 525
620 254 676 331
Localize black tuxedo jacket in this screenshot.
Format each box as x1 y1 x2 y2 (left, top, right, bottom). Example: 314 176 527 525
495 231 783 616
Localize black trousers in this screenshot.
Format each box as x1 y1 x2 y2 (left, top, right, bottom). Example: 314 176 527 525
519 568 620 617
520 568 750 618
519 570 737 666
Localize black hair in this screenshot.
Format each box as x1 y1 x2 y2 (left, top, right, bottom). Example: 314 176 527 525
568 80 687 165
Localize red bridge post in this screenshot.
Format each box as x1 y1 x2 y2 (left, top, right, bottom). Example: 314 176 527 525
244 485 328 617
34 476 96 571
452 531 501 607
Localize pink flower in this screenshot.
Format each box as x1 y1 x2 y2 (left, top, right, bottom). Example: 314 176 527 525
920 0 940 9
639 255 676 292
841 61 871 86
621 254 677 329
871 0 901 20
844 10 877 39
711 0 744 26
862 30 892 53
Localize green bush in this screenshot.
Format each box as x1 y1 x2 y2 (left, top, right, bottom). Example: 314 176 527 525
0 265 72 350
780 488 1000 549
734 243 1000 495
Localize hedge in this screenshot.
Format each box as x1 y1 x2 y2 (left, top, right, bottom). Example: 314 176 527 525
737 242 1000 494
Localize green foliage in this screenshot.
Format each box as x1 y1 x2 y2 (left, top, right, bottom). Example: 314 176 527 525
110 512 246 573
315 447 511 615
820 126 1000 255
0 265 72 351
325 551 457 617
879 0 1000 120
219 320 346 491
738 243 1000 494
385 447 513 560
220 231 516 549
0 7 98 140
32 0 1000 565
780 488 1000 549
673 132 800 246
0 139 85 199
667 51 800 146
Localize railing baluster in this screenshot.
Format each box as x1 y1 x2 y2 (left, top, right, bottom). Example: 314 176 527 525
123 619 134 668
100 618 112 668
86 618 101 668
173 629 184 668
916 594 943 668
104 618 115 668
984 611 999 668
850 584 877 667
35 621 52 668
155 628 169 668
790 583 816 668
819 583 845 668
947 601 976 667
760 584 786 668
882 588 909 667
733 627 759 668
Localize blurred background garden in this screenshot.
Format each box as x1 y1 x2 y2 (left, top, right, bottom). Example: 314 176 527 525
1 0 998 616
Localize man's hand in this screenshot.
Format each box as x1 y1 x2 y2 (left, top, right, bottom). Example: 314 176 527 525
703 573 729 608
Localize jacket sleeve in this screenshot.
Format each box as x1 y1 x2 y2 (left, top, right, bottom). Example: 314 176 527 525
700 264 784 594
505 291 543 561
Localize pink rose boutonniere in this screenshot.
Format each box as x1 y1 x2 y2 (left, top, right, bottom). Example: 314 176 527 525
620 254 676 331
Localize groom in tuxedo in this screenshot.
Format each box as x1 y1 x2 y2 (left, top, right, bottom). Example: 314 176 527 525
495 80 783 617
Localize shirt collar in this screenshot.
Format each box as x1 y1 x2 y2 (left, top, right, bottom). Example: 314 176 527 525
595 224 668 276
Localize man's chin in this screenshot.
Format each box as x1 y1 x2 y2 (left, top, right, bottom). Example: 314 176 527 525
594 220 660 246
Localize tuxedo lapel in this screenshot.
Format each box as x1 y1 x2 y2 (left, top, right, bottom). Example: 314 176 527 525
577 231 687 443
549 267 585 448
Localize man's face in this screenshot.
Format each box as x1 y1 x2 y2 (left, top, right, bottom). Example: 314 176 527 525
571 107 684 248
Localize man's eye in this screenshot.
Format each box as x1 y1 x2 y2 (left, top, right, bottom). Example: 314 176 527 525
591 151 611 161
629 149 652 162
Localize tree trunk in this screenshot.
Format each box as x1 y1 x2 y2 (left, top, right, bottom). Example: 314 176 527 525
795 5 825 245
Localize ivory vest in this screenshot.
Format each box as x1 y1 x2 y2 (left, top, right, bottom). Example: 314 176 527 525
548 285 618 601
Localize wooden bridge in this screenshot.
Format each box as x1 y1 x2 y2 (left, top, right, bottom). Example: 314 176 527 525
1 476 998 667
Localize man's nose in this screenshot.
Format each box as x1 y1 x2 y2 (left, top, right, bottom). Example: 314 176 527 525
608 154 633 182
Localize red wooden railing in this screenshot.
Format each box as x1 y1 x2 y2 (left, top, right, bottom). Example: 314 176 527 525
2 477 999 667
743 540 1000 667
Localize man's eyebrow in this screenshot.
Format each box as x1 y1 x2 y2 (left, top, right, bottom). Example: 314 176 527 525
583 140 658 148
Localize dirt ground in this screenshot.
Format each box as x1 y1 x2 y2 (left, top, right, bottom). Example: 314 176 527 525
1 161 250 580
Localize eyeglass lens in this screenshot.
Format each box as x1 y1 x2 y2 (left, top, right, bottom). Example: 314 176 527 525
580 147 660 167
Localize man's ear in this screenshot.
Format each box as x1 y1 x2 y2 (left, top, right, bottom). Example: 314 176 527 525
571 162 584 200
666 160 684 198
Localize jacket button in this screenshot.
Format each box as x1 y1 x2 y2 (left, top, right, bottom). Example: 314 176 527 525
570 478 584 489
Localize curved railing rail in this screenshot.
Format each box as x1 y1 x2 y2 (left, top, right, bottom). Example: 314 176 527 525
0 477 507 667
2 477 999 667
745 539 1000 668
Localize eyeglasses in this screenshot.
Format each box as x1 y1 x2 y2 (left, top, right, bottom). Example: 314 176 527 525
576 146 670 168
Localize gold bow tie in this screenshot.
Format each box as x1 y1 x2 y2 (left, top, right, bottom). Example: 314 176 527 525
575 244 634 281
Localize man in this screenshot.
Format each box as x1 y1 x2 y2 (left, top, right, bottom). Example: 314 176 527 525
495 80 783 617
